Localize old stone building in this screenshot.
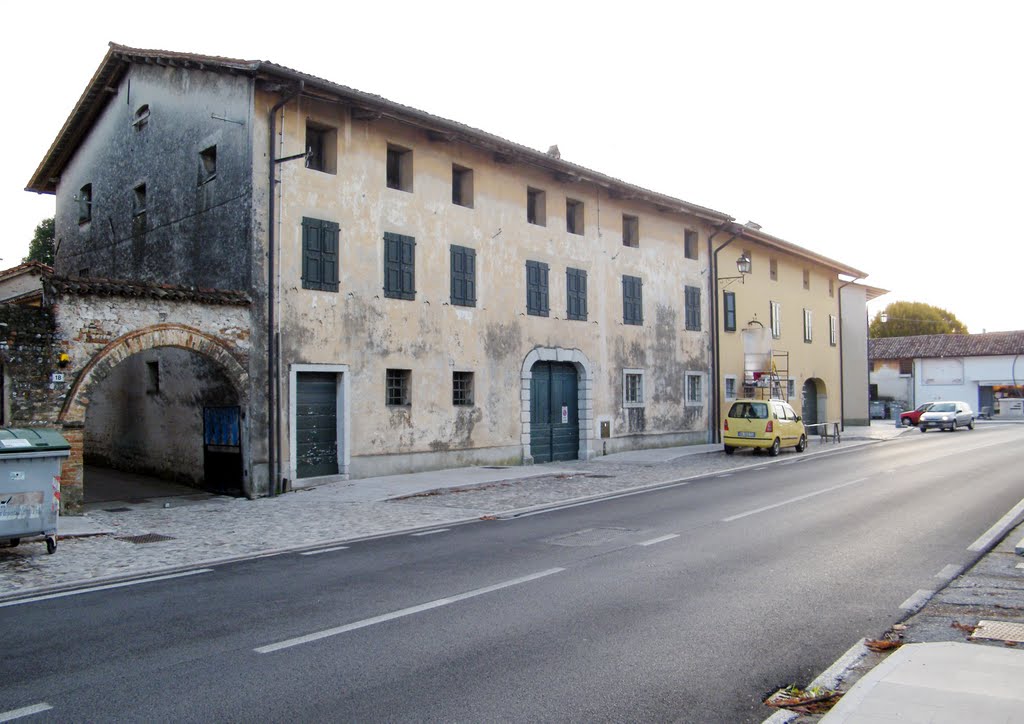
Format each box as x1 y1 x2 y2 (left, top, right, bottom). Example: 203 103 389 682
25 43 874 508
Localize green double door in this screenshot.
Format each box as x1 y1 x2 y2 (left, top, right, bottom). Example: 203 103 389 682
530 362 579 463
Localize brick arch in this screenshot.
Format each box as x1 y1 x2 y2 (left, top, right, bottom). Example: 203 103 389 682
60 323 248 425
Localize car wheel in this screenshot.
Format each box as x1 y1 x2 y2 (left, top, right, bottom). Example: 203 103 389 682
796 434 807 452
919 426 927 433
968 418 975 430
902 418 912 427
724 445 735 455
769 438 780 456
951 421 957 432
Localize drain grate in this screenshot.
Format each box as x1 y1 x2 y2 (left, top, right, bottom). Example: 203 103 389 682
116 533 175 544
972 620 1024 643
103 507 132 513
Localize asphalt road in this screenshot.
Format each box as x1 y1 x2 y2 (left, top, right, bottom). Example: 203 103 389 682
3 425 1024 723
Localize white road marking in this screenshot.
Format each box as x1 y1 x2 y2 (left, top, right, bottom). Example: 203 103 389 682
899 589 934 612
255 567 565 654
722 478 868 522
411 529 450 537
637 534 680 547
299 546 349 556
0 703 53 722
716 473 732 478
968 497 1024 552
0 569 213 608
935 564 961 580
753 467 767 471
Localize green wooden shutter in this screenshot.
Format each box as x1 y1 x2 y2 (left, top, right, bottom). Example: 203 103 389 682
527 260 549 316
302 218 323 291
384 232 402 298
685 285 701 330
567 268 587 321
321 221 339 292
450 245 476 307
399 235 416 299
623 275 642 325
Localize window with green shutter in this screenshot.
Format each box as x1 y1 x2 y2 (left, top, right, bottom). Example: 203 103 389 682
723 291 736 332
526 260 549 316
301 217 340 292
566 267 587 321
685 285 701 331
623 275 643 325
450 244 476 307
384 232 416 300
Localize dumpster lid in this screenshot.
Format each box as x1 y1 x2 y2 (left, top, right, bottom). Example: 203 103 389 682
0 428 71 453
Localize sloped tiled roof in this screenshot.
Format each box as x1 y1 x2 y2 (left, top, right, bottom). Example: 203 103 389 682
869 331 1024 360
0 261 51 282
44 275 250 306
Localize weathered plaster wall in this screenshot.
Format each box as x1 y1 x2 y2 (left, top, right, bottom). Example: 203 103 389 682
718 244 844 425
256 90 715 481
52 64 254 289
85 348 238 484
0 272 44 303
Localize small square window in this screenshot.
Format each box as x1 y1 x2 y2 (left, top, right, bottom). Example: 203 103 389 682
622 214 639 247
146 361 160 394
803 268 810 290
623 369 644 407
133 104 150 131
770 258 778 281
306 122 337 174
685 372 704 407
566 198 584 235
453 371 474 406
452 164 474 208
527 187 546 226
133 183 147 216
684 230 698 260
198 146 217 186
899 358 912 375
724 376 737 400
386 368 411 406
78 184 93 224
386 143 413 191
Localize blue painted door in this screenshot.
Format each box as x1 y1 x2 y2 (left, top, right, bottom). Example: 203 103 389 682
530 362 579 463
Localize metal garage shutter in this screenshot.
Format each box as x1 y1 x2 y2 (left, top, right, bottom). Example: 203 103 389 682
296 372 338 478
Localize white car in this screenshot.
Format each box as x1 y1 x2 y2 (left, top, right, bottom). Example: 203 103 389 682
919 401 975 432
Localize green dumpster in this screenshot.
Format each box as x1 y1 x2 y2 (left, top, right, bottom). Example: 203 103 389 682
0 428 71 554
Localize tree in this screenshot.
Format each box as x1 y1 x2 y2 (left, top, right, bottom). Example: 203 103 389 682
869 301 968 338
24 217 55 266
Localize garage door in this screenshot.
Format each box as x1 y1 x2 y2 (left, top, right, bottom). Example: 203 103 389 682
296 372 338 478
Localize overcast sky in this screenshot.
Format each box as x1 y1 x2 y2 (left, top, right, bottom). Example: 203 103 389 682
7 0 1021 332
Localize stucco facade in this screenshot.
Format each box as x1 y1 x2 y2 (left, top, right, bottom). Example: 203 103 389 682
26 43 874 503
713 228 866 435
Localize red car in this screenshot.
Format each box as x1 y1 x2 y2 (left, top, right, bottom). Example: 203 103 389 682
900 403 934 426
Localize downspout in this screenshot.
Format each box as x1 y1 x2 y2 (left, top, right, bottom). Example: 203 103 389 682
708 223 740 444
837 276 862 432
267 83 302 497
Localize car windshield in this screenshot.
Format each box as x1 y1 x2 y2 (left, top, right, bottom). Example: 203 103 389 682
729 402 769 419
930 402 956 412
917 403 933 412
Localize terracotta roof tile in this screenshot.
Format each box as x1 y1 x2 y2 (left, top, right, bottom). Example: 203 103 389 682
44 275 250 306
869 331 1024 360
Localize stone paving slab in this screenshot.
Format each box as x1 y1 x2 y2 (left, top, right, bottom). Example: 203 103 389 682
0 430 898 600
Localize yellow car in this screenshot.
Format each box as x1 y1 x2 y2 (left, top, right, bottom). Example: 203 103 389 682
723 398 807 456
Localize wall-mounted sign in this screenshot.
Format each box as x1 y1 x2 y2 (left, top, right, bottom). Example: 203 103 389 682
50 373 65 383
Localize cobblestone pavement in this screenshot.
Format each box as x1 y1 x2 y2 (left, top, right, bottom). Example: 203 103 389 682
0 430 900 600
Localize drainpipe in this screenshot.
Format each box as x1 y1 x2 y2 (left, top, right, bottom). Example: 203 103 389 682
267 83 302 497
837 276 862 432
708 222 740 444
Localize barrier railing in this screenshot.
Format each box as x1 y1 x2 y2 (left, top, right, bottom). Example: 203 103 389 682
804 421 841 442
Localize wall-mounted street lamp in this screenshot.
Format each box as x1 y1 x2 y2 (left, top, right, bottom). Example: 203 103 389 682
718 253 752 287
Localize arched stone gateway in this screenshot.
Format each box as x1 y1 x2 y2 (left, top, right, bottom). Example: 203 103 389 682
60 324 248 425
520 347 595 464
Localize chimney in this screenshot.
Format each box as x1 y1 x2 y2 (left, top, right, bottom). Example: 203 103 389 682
547 145 561 159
